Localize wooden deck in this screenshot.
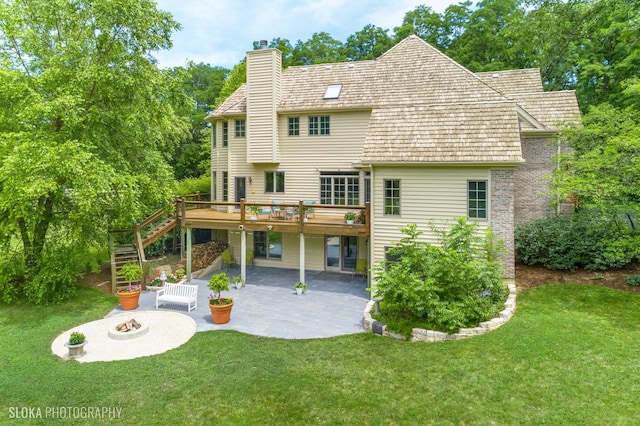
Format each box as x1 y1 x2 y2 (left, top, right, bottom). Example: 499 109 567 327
177 201 370 237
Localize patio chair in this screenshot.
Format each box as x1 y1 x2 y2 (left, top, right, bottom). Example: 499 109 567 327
271 200 285 219
302 200 315 219
222 250 235 269
352 258 367 281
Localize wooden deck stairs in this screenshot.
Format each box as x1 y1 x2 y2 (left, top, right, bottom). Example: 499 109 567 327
111 244 143 292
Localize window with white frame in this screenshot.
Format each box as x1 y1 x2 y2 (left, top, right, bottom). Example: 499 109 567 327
309 115 330 135
222 122 228 146
212 123 217 148
288 117 299 136
384 179 400 215
320 173 359 205
235 119 245 137
468 180 487 219
222 171 228 201
265 171 285 193
212 171 217 201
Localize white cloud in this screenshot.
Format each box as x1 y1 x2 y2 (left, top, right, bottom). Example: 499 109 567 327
154 0 457 69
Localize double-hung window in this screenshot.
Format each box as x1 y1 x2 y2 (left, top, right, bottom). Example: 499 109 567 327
288 117 300 136
212 171 217 201
309 115 330 135
235 119 245 137
384 179 400 215
222 172 228 201
468 180 487 219
320 173 359 205
265 171 285 193
222 122 228 146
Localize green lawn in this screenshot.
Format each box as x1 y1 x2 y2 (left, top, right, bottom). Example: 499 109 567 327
1 284 639 425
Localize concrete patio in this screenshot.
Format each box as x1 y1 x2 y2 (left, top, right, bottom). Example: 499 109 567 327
107 266 371 339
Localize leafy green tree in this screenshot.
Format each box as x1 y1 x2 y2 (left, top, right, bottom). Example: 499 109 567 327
0 0 189 303
170 62 229 179
291 32 345 65
343 24 393 61
214 61 246 108
394 5 449 49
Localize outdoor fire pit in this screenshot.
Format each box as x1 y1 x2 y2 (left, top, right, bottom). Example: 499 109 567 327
108 318 149 340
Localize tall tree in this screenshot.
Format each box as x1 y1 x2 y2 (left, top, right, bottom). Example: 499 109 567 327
0 0 189 303
170 62 229 179
343 24 393 61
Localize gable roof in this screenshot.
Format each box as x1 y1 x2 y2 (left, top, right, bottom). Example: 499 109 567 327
208 35 581 164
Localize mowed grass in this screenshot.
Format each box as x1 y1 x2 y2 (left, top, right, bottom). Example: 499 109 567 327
1 284 639 425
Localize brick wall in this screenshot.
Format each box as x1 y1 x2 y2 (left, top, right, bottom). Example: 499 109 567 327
491 169 515 278
514 137 557 224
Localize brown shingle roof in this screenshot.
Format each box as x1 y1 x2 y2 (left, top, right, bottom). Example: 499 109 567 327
207 35 581 163
476 69 544 95
361 102 524 164
509 91 581 130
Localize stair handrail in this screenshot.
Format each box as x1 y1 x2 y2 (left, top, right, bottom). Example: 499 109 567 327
133 222 148 288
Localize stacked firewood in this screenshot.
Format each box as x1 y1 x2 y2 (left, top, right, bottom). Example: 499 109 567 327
115 319 142 332
192 240 228 270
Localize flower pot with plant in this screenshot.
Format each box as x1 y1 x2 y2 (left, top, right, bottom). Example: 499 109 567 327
64 331 87 359
117 261 143 310
293 281 307 295
233 274 243 289
208 272 233 324
344 211 357 224
247 205 260 220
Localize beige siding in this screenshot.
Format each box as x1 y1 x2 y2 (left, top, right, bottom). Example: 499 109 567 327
276 111 370 202
246 49 281 163
370 166 492 266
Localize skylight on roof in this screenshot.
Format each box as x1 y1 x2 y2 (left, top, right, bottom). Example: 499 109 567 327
324 84 342 99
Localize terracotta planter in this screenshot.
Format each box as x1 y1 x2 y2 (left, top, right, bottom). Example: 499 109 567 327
209 300 234 324
117 291 141 310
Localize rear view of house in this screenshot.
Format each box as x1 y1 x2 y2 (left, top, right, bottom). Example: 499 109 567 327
199 35 580 284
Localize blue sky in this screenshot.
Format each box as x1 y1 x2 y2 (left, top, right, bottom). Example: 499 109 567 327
153 0 458 69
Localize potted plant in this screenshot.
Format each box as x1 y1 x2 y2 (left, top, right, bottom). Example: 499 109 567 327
175 268 186 282
247 205 260 220
233 274 243 289
64 331 87 359
293 281 307 295
117 262 143 309
208 272 233 324
344 211 357 224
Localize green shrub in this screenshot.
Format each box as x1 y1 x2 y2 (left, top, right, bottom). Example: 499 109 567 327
175 175 211 196
372 218 508 334
22 257 77 305
0 256 25 303
68 332 86 345
515 211 639 271
626 276 640 286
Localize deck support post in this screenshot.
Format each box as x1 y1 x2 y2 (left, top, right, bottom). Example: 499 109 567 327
240 229 247 284
186 227 192 282
299 233 305 284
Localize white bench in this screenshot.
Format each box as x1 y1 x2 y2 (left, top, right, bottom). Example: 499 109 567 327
155 283 198 312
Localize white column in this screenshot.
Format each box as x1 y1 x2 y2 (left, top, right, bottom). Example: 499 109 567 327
299 233 305 283
186 227 192 282
240 229 247 285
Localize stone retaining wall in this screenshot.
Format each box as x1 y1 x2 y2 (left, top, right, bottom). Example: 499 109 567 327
363 281 517 342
